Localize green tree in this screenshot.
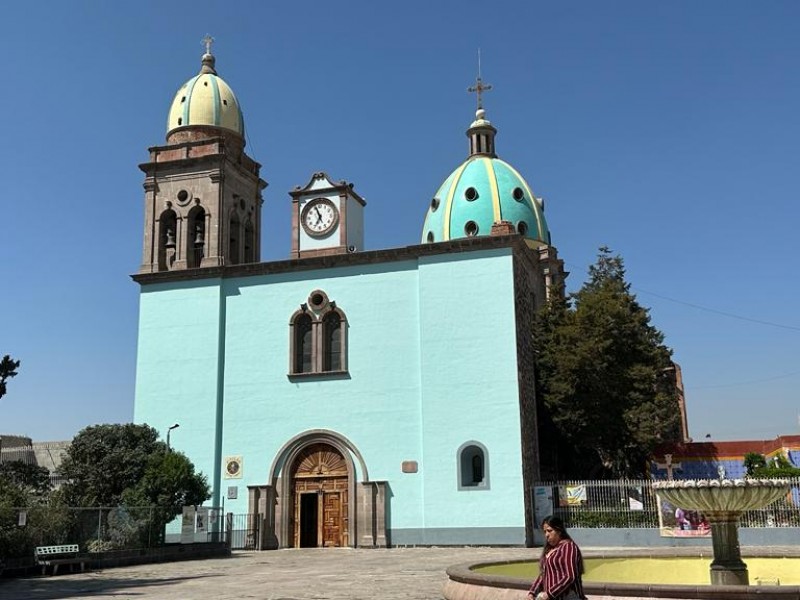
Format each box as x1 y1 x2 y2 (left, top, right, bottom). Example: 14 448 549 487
122 450 210 542
0 354 20 400
745 452 800 478
0 461 52 500
534 247 683 478
744 452 767 476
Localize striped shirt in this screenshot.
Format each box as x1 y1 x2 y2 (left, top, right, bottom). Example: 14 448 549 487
529 538 585 600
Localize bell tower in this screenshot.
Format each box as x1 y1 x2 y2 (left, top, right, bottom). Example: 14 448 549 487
138 39 267 273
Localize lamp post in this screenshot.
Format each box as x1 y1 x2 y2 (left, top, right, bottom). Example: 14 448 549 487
166 423 180 451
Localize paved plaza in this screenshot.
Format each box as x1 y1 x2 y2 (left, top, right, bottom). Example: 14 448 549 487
0 547 534 600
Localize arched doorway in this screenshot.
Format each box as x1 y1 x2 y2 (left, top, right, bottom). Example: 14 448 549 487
290 443 349 548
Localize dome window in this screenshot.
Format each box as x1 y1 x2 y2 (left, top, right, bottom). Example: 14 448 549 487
204 81 208 87
431 197 440 211
464 187 479 201
517 221 528 236
513 187 525 202
223 99 228 106
181 96 186 103
177 118 182 126
426 231 434 243
464 221 479 237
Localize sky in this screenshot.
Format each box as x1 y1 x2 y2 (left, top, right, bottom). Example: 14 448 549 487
1 1 799 444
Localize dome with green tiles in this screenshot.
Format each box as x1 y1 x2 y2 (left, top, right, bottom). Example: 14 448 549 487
421 108 550 248
166 51 245 139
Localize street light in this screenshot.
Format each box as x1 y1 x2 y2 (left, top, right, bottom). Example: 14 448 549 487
166 423 180 451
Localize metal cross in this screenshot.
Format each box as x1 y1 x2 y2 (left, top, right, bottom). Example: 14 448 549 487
467 49 492 110
202 34 215 55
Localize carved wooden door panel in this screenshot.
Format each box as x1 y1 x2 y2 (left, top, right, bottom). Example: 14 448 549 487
322 492 341 547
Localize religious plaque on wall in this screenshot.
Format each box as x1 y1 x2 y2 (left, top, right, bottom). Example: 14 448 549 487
224 455 243 479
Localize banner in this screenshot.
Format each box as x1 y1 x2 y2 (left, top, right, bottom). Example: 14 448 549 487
656 494 711 537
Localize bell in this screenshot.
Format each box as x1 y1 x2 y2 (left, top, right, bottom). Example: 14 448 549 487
194 229 205 245
165 230 176 248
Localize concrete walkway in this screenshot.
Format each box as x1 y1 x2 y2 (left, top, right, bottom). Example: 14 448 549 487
0 547 535 600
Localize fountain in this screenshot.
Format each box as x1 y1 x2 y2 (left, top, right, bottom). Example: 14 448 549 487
652 473 790 585
444 472 798 599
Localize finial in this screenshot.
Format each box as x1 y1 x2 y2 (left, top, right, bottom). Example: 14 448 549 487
202 34 215 56
200 34 217 75
467 48 492 111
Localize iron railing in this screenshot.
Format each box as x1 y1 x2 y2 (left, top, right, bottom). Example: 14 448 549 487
534 477 800 530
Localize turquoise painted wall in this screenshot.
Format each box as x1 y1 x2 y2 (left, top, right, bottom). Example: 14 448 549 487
134 246 527 541
134 280 225 504
418 251 524 531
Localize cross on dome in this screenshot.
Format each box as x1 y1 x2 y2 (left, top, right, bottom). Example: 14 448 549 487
467 49 492 110
202 34 215 56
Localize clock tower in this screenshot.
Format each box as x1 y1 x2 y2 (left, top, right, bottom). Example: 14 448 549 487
290 172 365 258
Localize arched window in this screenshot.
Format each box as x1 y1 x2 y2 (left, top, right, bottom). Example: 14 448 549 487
291 313 314 374
457 442 489 490
229 212 241 265
289 291 348 376
187 207 206 268
323 311 343 372
158 209 177 271
243 218 255 263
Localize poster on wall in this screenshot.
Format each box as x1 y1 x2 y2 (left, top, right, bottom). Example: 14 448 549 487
534 486 554 527
628 486 644 511
656 494 711 537
559 485 587 507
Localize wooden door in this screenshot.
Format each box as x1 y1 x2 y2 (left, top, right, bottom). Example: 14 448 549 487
290 444 350 548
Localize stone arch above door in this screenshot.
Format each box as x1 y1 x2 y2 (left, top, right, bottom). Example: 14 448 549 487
268 429 369 484
250 429 388 549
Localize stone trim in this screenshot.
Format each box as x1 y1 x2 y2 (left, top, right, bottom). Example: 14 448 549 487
133 235 536 285
259 429 376 548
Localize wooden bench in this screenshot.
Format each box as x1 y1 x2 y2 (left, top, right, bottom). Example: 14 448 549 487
34 544 87 575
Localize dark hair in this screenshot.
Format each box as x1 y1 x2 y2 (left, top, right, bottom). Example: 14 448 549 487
539 516 583 573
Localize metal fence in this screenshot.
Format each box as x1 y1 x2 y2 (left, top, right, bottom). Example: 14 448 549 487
535 477 800 530
0 505 226 566
227 513 259 550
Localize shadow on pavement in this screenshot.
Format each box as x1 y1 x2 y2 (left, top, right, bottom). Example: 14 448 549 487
0 572 222 600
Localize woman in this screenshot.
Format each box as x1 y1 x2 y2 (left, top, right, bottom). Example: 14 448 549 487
527 516 586 600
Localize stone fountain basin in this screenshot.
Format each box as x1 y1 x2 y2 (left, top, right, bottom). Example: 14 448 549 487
443 548 800 600
652 479 791 515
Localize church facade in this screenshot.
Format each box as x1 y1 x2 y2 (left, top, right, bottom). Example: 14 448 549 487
133 47 564 548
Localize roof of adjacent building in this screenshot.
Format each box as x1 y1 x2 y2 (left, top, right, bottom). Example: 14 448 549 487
655 434 800 461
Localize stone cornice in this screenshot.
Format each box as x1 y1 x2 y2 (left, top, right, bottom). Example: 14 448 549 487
132 235 543 285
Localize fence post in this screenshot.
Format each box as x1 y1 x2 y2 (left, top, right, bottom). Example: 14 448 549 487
225 512 233 549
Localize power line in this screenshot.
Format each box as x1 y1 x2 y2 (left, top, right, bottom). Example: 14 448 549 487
563 259 800 331
633 287 800 332
688 369 800 390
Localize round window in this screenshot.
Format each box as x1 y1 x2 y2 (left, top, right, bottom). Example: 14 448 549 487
431 197 440 211
308 290 330 311
464 221 479 237
464 187 478 201
426 231 434 243
517 221 528 235
513 187 525 201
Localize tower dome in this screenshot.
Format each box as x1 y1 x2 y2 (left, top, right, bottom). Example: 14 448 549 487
421 105 550 248
166 43 245 141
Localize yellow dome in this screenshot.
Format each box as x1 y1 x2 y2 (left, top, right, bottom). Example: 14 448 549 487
166 53 244 138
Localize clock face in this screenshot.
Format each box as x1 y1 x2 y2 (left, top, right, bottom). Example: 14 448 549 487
301 198 339 236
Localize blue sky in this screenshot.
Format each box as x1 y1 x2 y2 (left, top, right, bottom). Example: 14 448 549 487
1 1 798 443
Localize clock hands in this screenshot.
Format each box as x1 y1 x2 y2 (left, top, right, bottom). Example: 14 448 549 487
314 206 323 225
